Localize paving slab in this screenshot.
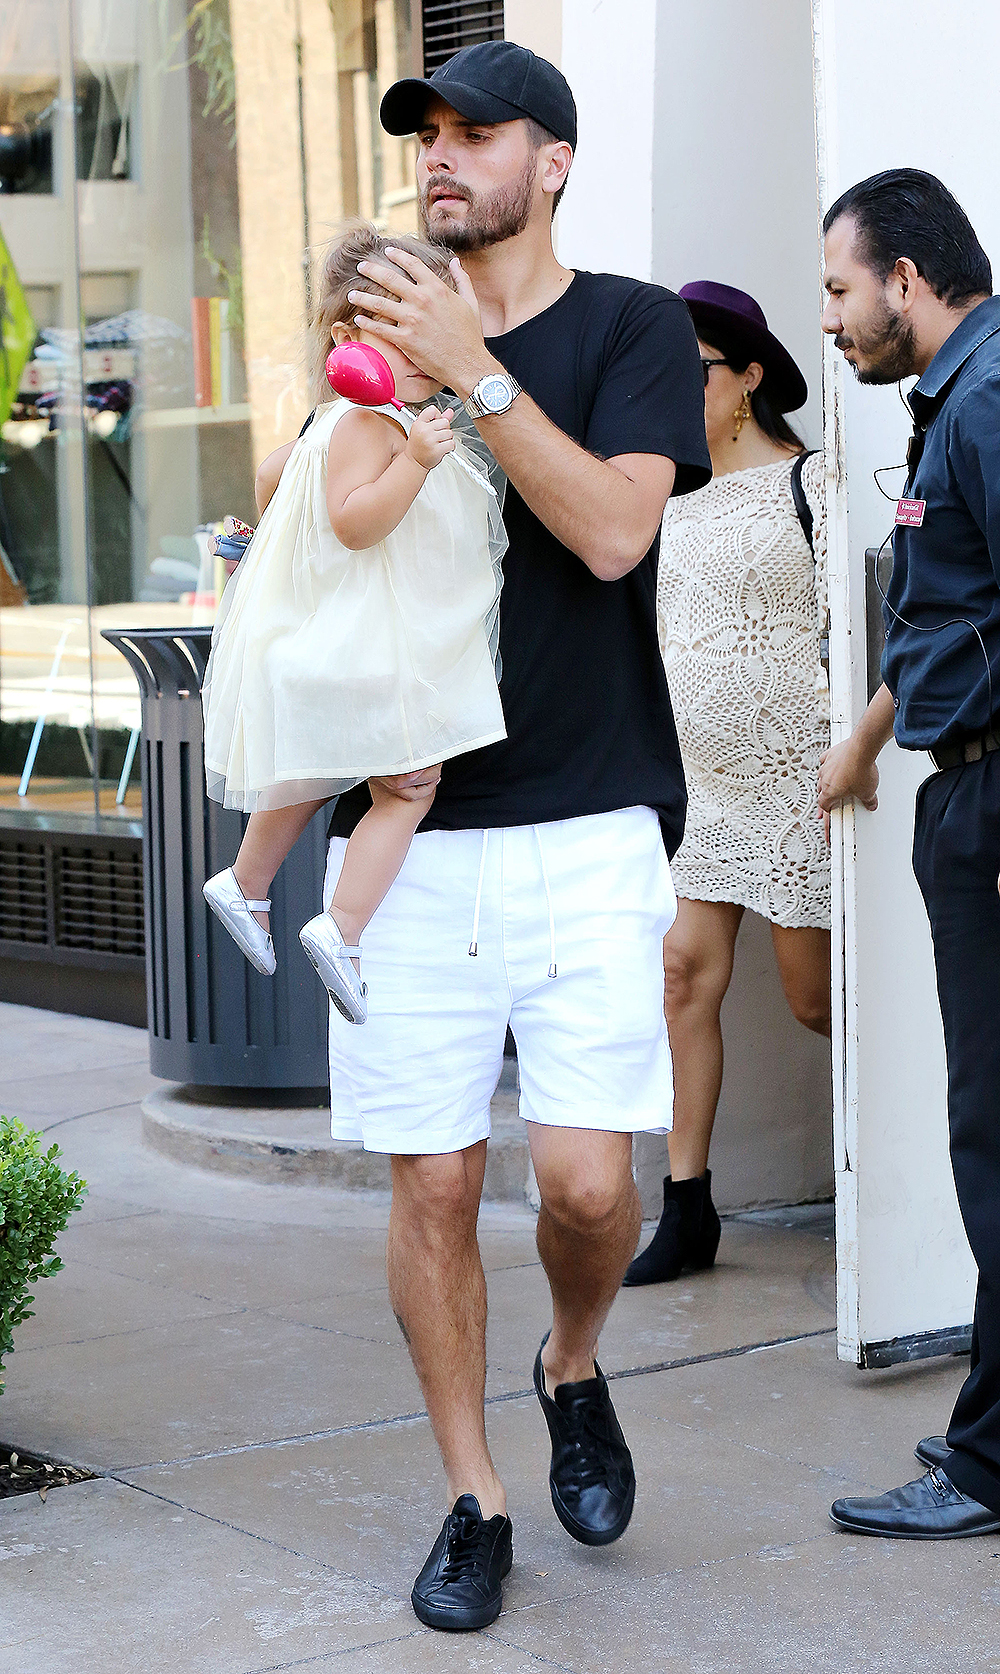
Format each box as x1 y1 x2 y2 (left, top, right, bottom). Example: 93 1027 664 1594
487 1532 1000 1674
114 1385 860 1599
0 1002 147 1081
246 1633 579 1673
1 1306 425 1471
0 1477 410 1674
0 1001 994 1673
619 1331 967 1482
52 1206 397 1309
8 1258 227 1354
486 1215 835 1382
0 1060 159 1123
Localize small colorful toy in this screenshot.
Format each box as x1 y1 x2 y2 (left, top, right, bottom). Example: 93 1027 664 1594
209 514 255 569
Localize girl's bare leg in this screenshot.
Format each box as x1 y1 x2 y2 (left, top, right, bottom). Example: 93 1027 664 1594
233 801 327 929
328 773 438 951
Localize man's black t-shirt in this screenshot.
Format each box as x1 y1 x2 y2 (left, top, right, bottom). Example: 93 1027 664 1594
329 269 711 856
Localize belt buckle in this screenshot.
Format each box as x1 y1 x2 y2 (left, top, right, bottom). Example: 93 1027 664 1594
965 738 984 763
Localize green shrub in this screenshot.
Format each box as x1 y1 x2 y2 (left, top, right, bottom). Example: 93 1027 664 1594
0 1118 86 1394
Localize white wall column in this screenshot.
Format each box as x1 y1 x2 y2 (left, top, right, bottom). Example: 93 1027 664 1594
814 0 1000 1359
557 0 657 281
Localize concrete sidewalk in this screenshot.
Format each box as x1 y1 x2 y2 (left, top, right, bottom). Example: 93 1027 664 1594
0 999 993 1674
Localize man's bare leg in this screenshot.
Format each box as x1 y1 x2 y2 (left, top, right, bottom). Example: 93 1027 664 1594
387 1141 506 1517
527 1126 640 1392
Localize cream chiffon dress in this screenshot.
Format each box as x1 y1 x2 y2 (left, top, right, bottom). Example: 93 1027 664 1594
202 397 507 813
657 452 830 929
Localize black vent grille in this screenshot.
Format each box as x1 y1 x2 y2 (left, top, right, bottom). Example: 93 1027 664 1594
0 840 48 944
54 844 144 957
422 1 504 73
0 830 144 967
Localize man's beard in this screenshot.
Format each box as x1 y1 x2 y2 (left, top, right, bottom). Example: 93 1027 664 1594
839 296 918 385
419 156 536 253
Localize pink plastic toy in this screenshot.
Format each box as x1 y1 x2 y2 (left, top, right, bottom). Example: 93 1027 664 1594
325 342 403 410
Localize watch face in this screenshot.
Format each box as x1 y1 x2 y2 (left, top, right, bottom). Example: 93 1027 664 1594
477 375 513 413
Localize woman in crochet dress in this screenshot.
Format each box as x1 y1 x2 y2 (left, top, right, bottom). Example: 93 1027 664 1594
625 282 830 1287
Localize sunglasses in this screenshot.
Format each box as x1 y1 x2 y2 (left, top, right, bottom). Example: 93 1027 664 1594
700 357 731 387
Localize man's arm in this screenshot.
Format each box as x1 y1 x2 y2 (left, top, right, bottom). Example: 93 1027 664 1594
350 249 677 580
463 408 675 582
817 682 896 837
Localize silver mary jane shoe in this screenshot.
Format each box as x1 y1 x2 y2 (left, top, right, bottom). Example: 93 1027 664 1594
298 913 367 1024
203 867 276 975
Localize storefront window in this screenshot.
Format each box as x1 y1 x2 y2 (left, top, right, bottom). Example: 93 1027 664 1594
0 0 417 827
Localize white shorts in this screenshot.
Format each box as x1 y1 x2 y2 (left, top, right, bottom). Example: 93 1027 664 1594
324 805 677 1154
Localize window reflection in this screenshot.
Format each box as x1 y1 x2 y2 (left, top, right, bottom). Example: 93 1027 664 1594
0 0 418 826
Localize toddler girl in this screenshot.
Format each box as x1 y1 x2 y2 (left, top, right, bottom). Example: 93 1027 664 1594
201 226 506 1024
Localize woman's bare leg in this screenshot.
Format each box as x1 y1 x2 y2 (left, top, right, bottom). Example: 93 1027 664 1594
771 924 832 1037
328 773 438 951
663 899 745 1180
233 801 327 928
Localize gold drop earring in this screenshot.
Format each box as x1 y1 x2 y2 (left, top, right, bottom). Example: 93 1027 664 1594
732 389 752 442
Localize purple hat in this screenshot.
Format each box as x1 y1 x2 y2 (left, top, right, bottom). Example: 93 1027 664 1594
679 281 808 413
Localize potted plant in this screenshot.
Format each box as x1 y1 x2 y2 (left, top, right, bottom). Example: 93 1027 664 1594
0 1117 85 1394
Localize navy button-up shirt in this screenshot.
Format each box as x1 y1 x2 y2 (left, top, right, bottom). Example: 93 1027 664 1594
882 294 1000 750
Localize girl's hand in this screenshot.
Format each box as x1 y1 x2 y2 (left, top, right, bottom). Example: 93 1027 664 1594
406 406 456 472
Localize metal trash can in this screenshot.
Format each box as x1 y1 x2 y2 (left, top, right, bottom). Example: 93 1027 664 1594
102 626 329 1088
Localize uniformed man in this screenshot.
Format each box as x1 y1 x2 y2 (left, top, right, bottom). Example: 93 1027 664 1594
819 167 1000 1538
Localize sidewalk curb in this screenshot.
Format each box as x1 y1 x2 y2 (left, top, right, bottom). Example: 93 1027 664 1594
140 1061 539 1205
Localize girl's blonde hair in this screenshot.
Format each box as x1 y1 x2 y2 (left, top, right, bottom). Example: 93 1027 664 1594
308 223 457 406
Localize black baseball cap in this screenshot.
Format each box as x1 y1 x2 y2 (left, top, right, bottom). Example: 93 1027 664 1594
380 41 577 150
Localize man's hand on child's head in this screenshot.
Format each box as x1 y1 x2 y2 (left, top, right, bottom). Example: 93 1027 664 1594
405 406 456 472
350 247 487 392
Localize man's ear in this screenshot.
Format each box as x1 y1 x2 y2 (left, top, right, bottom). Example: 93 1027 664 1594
540 141 573 200
893 257 922 309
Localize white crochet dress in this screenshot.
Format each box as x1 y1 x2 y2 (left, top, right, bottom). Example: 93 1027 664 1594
657 452 830 929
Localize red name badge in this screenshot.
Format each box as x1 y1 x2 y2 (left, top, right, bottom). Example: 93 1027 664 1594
895 497 926 527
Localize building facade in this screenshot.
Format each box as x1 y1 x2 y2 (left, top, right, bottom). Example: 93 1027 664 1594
0 0 436 1019
2 1 992 1357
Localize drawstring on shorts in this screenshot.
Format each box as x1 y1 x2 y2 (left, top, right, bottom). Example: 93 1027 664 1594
468 829 489 958
466 826 557 979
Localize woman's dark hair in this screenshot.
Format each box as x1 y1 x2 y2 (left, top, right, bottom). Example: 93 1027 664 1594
700 323 805 452
823 168 992 306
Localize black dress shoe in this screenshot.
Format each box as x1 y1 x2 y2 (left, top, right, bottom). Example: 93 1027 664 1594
533 1340 635 1546
411 1494 513 1631
914 1434 949 1470
622 1171 721 1286
830 1467 1000 1539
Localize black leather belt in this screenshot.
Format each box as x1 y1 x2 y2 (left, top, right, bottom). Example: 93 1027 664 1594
930 730 1000 771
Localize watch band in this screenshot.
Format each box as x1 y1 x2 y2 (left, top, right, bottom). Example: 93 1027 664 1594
464 372 522 420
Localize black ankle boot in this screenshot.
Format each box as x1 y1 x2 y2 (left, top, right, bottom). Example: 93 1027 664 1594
621 1171 721 1287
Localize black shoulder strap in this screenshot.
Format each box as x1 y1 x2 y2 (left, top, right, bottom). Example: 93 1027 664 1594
790 449 819 553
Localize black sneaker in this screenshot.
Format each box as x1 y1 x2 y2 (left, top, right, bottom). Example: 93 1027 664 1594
533 1340 635 1546
411 1494 513 1631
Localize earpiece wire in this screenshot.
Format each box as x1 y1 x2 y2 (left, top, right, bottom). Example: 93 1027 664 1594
868 377 995 732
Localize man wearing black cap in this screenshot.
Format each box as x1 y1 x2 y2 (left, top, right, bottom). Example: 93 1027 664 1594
324 42 711 1629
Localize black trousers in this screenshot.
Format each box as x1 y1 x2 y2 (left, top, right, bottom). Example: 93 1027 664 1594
912 750 1000 1513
